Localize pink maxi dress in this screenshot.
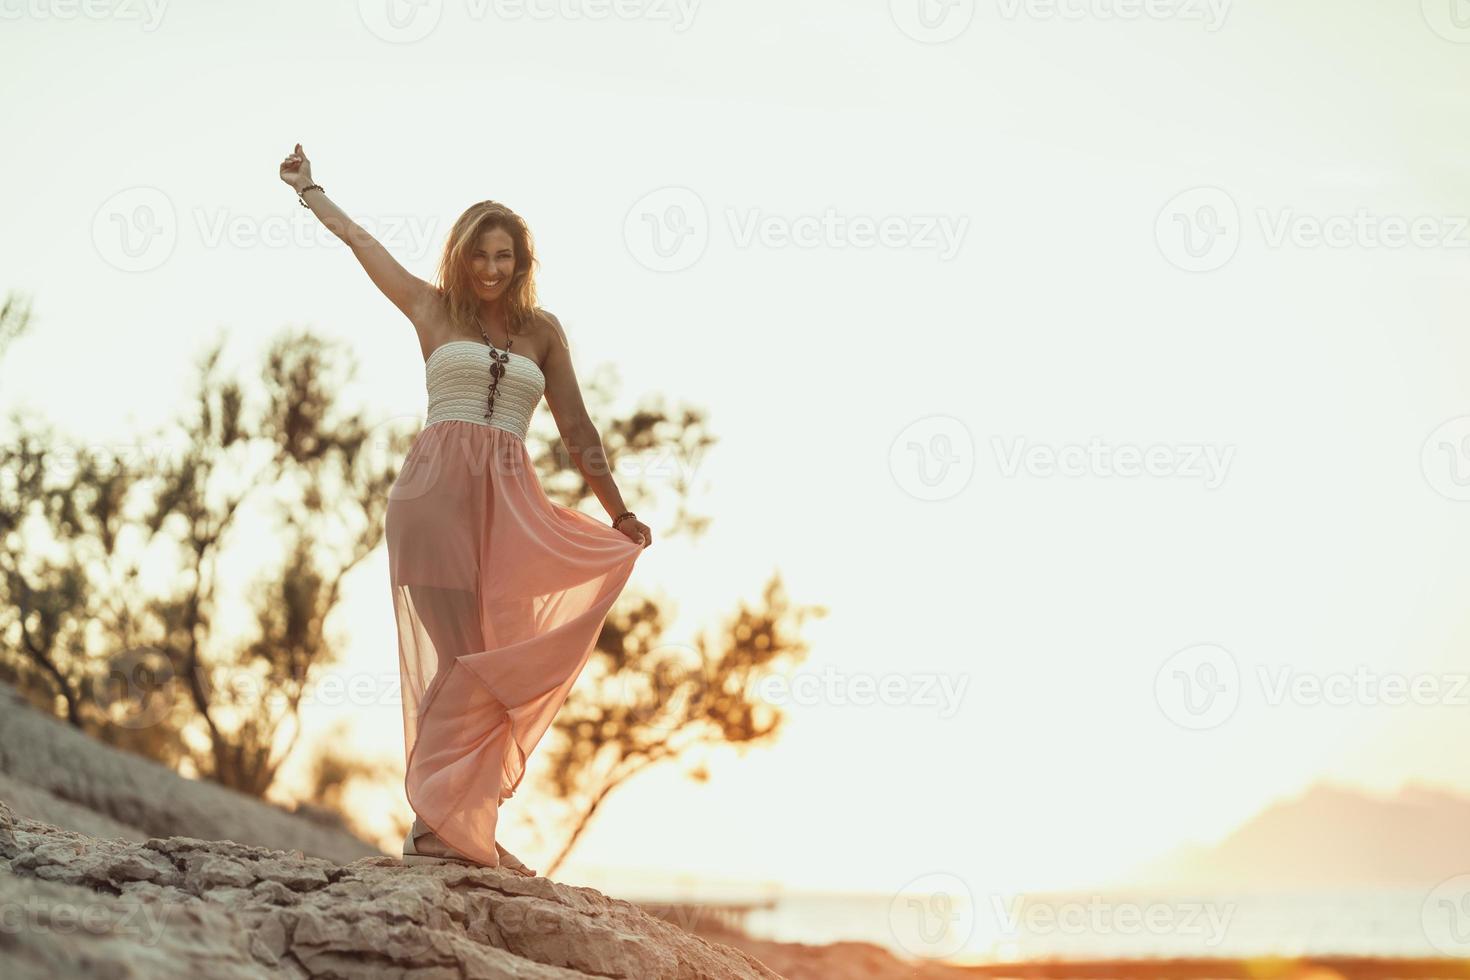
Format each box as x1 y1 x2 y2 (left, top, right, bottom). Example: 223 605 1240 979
385 338 642 868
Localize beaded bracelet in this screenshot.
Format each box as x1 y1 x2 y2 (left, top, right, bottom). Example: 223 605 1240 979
613 511 636 528
296 184 324 208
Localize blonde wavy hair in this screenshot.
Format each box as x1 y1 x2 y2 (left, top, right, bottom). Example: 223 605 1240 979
433 200 548 338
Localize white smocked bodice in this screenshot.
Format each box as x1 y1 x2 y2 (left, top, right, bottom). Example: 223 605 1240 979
424 340 546 441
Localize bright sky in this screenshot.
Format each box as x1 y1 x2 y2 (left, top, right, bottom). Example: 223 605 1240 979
5 0 1470 904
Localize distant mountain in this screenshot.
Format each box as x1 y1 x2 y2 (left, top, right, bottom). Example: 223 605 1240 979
1126 782 1470 891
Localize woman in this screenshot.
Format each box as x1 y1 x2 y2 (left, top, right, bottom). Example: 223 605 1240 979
279 143 652 876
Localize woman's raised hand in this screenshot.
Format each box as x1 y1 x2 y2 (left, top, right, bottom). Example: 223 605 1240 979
278 142 314 191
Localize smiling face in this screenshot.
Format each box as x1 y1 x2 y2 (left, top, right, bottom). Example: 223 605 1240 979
471 226 516 301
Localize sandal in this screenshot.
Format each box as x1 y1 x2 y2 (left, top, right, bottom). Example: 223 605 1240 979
401 828 480 867
496 842 538 877
402 828 538 876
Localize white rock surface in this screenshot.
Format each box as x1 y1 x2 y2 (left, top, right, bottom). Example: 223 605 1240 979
0 801 783 978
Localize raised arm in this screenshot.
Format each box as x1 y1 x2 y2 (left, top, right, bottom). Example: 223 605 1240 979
279 143 437 327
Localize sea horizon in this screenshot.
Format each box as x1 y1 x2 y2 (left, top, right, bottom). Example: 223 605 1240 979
584 880 1461 966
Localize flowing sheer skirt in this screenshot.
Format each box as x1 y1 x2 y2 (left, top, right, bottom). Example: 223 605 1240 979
385 419 641 868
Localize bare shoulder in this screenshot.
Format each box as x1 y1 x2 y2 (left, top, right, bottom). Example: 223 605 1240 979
536 308 569 350
534 309 581 392
534 308 590 431
532 309 573 372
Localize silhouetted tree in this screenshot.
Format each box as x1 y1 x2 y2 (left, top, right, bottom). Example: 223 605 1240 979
0 290 821 867
538 573 826 877
0 297 409 795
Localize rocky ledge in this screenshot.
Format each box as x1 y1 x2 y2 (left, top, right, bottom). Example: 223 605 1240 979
0 800 782 979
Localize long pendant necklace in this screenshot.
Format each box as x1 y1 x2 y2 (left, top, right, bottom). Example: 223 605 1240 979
475 314 512 420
